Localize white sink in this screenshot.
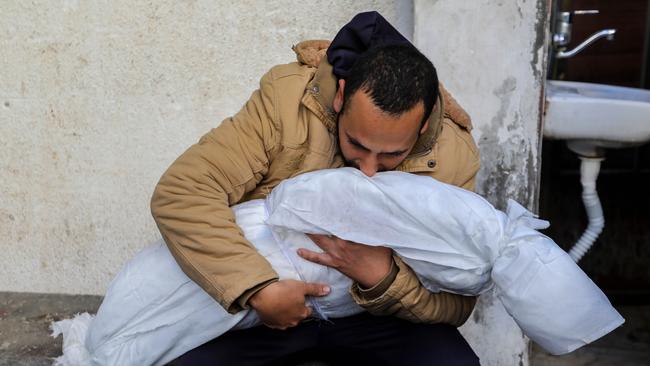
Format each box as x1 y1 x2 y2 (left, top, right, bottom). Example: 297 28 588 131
544 80 650 152
544 81 650 263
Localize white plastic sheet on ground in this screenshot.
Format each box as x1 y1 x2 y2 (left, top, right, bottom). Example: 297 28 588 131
52 168 624 366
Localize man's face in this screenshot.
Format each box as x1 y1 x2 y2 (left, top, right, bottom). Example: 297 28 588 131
333 80 428 177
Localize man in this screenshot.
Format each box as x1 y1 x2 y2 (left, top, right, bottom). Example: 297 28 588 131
151 12 480 365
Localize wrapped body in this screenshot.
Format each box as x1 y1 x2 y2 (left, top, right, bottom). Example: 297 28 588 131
54 168 623 366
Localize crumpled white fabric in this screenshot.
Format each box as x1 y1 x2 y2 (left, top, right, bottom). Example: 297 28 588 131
53 200 362 366
52 168 624 365
265 168 624 355
51 313 94 366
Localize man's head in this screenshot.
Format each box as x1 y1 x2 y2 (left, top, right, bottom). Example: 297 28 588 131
333 44 439 177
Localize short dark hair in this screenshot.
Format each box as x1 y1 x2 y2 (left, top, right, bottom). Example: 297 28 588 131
342 44 439 126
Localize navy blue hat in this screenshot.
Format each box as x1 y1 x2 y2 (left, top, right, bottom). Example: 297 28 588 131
327 11 413 79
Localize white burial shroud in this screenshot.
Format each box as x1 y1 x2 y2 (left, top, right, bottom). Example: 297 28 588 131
53 168 624 366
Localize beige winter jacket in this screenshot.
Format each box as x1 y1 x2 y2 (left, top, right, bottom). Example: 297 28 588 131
151 40 480 327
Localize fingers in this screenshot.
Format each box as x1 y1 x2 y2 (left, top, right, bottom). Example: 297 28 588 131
306 233 327 242
267 324 297 330
304 306 313 318
306 233 335 249
302 282 331 297
266 324 285 330
254 280 326 331
263 306 313 330
297 248 338 268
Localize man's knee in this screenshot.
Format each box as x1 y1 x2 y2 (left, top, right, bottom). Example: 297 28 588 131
409 323 479 365
323 314 479 365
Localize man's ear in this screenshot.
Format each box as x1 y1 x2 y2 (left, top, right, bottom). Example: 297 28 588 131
420 102 436 134
420 119 430 135
333 79 346 113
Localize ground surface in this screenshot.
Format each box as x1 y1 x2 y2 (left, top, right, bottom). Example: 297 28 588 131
1 292 647 365
0 292 101 366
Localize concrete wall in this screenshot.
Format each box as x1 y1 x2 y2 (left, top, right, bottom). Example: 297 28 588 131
0 0 408 294
1 1 549 364
414 0 550 365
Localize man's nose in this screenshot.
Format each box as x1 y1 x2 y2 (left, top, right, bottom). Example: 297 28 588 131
358 156 378 177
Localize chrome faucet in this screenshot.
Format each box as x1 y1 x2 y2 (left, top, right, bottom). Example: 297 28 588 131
552 10 616 59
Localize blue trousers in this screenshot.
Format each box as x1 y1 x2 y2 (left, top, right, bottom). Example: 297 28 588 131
176 312 480 366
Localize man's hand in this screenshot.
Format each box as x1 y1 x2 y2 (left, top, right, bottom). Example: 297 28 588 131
248 279 330 330
300 234 393 288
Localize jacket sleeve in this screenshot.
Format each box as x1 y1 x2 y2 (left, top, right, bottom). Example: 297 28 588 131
350 257 478 327
151 70 281 314
350 117 481 327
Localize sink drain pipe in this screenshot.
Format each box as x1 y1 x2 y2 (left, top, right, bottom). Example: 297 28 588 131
568 157 605 262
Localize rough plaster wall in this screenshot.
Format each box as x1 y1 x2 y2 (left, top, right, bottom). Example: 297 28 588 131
414 0 549 365
0 1 410 294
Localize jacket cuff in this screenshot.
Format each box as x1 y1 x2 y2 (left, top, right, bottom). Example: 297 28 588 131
223 274 279 314
352 258 398 301
349 256 411 314
350 256 477 326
